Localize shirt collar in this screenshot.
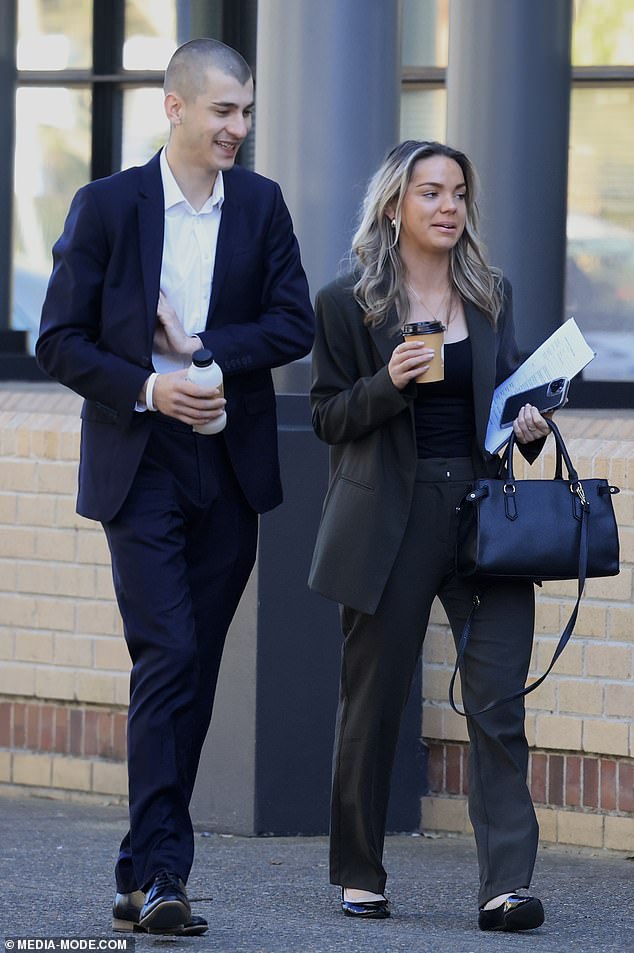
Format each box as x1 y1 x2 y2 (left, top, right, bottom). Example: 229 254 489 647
160 146 224 214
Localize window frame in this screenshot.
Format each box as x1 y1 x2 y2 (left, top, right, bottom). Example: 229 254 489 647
0 0 256 379
1 1 632 404
403 64 634 408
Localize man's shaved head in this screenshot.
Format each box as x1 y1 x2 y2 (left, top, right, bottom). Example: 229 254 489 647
164 38 252 101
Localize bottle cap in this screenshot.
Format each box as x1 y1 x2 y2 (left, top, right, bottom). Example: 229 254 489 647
192 348 214 367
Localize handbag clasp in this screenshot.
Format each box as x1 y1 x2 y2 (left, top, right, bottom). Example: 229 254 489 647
571 480 588 508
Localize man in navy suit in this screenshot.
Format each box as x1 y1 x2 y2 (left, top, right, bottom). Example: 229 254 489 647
37 38 314 936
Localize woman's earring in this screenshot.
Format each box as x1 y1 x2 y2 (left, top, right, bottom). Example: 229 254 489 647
391 219 396 230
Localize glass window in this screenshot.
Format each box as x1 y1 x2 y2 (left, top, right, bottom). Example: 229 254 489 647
400 87 446 142
12 87 91 345
402 0 449 67
17 0 92 70
124 0 179 69
572 0 634 66
121 87 168 169
566 86 634 381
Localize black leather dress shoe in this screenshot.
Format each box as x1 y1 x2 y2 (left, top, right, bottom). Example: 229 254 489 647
341 889 390 919
112 887 208 936
136 871 193 933
478 895 544 932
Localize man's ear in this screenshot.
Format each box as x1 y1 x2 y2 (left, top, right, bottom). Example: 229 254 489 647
164 92 184 126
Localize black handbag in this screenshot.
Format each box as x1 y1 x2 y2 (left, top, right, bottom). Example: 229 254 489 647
450 418 620 716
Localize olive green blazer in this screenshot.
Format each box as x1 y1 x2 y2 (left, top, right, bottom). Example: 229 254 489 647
308 273 542 614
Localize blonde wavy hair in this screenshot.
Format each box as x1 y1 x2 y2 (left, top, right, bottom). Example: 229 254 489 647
351 140 503 328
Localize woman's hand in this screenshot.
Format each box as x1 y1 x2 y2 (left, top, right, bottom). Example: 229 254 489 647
388 341 436 390
513 404 552 444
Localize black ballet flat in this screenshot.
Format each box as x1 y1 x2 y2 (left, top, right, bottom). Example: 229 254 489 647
341 889 390 919
478 894 544 932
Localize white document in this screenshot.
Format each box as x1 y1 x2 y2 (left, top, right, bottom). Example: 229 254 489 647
485 318 595 454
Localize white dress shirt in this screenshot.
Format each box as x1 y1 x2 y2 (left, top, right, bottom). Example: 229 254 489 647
155 147 224 373
138 148 224 410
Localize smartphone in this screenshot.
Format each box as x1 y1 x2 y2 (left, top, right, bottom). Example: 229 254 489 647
500 377 570 427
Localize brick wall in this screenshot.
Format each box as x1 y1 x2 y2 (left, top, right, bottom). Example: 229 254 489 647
0 385 128 800
0 386 632 847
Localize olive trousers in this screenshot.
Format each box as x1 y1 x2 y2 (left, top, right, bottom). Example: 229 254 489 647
329 456 539 907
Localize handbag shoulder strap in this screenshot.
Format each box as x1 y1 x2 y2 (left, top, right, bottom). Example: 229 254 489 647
449 486 590 718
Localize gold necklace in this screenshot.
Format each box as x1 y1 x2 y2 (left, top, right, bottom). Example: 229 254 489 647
406 281 454 326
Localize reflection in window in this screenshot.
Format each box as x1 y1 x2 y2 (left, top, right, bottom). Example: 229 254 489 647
122 88 168 169
12 87 91 344
17 0 92 69
124 0 179 69
402 0 449 67
572 0 634 66
400 88 446 142
566 87 634 381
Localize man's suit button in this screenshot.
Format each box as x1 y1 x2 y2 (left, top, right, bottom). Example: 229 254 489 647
140 355 151 367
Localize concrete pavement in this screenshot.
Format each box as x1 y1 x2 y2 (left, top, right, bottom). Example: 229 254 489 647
1 793 633 952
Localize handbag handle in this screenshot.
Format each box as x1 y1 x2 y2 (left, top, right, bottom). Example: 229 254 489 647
450 418 591 718
502 417 578 486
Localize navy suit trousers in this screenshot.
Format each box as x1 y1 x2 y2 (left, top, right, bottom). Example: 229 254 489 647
102 414 258 892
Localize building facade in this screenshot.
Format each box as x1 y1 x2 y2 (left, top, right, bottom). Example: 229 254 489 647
0 0 633 849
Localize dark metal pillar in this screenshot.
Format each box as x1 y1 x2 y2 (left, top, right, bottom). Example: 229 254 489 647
446 0 573 353
91 0 125 181
190 0 426 836
254 0 402 298
0 0 16 336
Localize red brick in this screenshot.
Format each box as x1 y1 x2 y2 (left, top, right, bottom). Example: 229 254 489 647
39 705 55 751
618 763 634 814
583 757 599 808
600 759 617 811
549 755 564 806
0 702 12 747
565 756 581 807
26 704 40 749
445 744 462 794
112 713 127 760
55 707 69 753
70 708 83 756
13 703 26 748
84 709 99 757
427 743 444 793
530 753 547 804
97 711 113 758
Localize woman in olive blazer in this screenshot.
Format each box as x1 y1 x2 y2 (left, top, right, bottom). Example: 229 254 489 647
308 141 549 933
308 273 538 615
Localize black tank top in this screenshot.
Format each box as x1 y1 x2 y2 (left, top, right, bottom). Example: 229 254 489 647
414 336 476 458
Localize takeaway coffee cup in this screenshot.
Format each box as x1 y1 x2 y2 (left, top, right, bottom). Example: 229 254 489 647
402 320 446 383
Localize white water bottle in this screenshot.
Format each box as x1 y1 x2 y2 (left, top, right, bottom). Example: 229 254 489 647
186 348 227 434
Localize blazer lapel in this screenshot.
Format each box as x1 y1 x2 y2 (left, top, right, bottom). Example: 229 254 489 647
138 153 165 341
466 300 496 451
368 305 401 366
207 174 239 326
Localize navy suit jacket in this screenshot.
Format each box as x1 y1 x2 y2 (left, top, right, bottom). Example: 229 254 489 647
37 153 314 521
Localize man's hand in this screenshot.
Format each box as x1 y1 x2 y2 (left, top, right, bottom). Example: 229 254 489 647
153 291 201 358
152 369 226 426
